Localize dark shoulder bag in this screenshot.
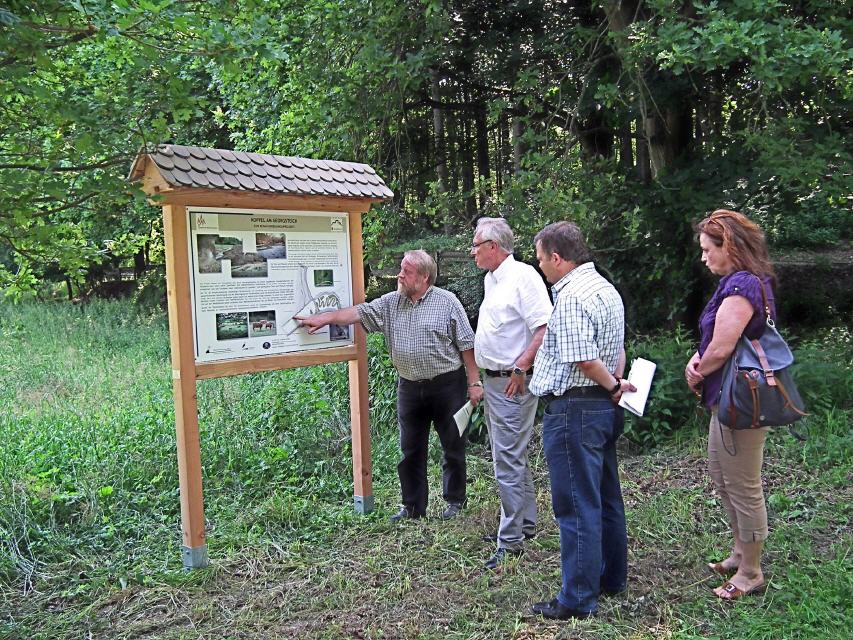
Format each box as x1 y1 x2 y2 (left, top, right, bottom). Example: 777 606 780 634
718 279 807 429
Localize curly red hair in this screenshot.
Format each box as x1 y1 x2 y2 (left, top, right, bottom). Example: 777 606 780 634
696 209 775 281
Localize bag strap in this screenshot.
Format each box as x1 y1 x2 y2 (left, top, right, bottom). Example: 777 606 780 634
750 338 777 386
777 378 809 418
756 276 774 329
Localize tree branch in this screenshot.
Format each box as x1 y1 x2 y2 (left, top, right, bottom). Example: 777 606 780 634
1 24 98 67
0 155 131 172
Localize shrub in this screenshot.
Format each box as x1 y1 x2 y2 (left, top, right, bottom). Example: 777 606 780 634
622 325 853 451
789 326 853 414
622 326 701 449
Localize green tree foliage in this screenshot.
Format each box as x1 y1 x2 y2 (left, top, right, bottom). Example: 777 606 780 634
0 0 278 297
1 1 850 324
207 0 850 327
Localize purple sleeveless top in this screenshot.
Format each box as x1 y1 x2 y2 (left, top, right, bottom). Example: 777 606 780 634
698 271 776 408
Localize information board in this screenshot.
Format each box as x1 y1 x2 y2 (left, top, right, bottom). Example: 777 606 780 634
187 207 354 363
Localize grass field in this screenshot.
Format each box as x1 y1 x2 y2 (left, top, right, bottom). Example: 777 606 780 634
0 300 850 640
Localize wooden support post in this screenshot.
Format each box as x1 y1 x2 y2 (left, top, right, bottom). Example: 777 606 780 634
347 208 373 513
163 204 209 568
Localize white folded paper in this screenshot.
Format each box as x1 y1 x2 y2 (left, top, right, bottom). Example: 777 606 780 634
618 357 657 417
453 400 474 436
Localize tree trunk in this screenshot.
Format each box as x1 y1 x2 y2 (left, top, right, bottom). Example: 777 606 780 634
498 112 511 192
619 123 633 170
694 105 703 158
475 104 490 212
512 110 528 175
431 70 447 193
704 73 723 141
575 110 614 160
636 117 651 184
448 109 459 194
133 246 146 279
644 104 692 178
462 113 477 220
603 0 641 32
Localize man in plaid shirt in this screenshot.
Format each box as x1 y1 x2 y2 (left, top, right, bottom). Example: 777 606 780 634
296 250 484 522
528 222 635 620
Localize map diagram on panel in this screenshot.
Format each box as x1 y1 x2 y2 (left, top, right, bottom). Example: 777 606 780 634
280 264 347 340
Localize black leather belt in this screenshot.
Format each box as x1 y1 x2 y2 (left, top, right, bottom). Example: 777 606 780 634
485 368 533 378
403 367 463 384
541 386 611 404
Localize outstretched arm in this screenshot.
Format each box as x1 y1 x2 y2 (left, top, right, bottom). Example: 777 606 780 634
294 306 360 334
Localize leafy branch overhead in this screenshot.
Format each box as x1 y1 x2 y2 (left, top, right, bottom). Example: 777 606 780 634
0 0 284 294
0 0 849 319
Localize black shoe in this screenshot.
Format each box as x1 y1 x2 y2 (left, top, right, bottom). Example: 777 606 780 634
441 503 463 520
484 547 523 570
481 531 536 543
531 598 595 620
389 507 421 523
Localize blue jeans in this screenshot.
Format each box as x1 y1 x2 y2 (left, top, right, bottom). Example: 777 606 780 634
541 394 628 613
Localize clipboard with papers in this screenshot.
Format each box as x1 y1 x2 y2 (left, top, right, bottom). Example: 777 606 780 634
618 358 657 417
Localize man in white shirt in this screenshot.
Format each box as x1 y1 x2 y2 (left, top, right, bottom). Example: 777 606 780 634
471 217 553 569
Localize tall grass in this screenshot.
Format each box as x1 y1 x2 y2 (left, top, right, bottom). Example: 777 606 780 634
0 300 402 593
1 300 850 639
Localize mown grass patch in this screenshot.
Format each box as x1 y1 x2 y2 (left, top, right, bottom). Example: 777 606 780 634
1 300 850 639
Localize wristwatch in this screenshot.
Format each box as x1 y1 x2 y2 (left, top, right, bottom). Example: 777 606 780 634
468 381 483 388
512 366 526 376
609 379 622 395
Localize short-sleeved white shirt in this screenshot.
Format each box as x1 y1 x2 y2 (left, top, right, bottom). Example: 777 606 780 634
474 255 553 370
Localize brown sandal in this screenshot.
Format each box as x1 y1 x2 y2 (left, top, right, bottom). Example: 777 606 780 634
715 580 766 600
708 561 736 577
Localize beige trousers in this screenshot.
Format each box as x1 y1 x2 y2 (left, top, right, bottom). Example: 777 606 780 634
708 410 769 542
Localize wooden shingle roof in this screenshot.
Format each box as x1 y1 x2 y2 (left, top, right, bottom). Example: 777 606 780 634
129 144 393 200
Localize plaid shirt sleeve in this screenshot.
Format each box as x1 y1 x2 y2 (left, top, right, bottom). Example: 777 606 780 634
356 293 391 334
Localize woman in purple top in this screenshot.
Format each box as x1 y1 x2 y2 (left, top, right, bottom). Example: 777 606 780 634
684 210 776 601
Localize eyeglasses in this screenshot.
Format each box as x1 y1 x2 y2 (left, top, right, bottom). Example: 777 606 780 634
470 239 494 251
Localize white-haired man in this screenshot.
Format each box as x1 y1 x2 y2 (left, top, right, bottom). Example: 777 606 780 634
471 217 553 569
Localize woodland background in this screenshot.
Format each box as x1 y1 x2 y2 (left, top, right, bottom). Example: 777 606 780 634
1 0 850 327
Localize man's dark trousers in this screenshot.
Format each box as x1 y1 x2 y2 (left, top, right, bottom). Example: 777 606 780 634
541 392 628 614
396 367 468 516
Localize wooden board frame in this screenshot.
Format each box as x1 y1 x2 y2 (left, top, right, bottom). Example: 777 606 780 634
155 179 377 569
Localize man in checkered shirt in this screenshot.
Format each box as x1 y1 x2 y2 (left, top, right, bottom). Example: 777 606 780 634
296 250 484 522
528 222 635 621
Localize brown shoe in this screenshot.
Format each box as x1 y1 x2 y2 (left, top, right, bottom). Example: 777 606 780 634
715 580 766 600
708 561 737 577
